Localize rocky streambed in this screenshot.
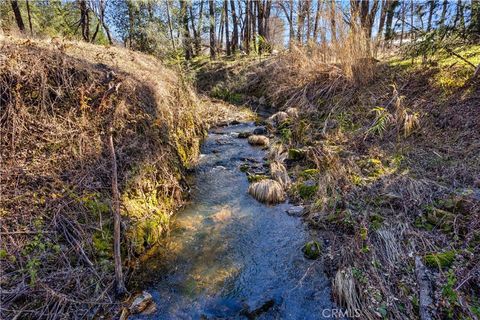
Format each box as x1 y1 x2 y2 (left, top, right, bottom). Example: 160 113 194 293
128 121 337 319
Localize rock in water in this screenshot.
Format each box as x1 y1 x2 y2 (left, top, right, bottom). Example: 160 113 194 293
238 132 251 139
253 127 267 135
302 240 321 259
248 179 285 204
286 205 305 216
248 135 269 146
130 291 154 314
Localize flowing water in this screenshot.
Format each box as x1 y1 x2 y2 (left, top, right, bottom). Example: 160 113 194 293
131 122 336 319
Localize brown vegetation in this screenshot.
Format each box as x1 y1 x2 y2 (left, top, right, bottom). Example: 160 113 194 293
0 36 237 319
248 179 285 204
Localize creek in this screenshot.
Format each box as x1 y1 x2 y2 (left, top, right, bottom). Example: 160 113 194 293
131 122 336 319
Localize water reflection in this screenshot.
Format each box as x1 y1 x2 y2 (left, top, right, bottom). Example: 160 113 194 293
131 123 335 319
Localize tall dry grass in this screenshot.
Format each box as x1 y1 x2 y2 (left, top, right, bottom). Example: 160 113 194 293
0 35 213 319
244 7 376 112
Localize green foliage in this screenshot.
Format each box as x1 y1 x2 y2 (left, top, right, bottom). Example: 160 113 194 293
425 250 456 270
300 169 319 179
298 183 318 200
247 174 268 183
288 148 305 161
302 240 321 259
441 270 459 318
279 128 292 143
210 84 243 104
365 107 391 138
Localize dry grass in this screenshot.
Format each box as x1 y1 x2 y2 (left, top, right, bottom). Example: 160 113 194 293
0 35 225 319
248 179 285 204
247 134 269 146
270 161 290 188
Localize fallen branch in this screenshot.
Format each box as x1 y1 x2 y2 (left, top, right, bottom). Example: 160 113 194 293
415 256 433 320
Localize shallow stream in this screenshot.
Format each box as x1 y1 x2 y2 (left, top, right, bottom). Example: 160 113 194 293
131 122 336 319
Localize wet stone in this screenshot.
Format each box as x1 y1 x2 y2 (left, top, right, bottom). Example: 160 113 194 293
286 206 305 216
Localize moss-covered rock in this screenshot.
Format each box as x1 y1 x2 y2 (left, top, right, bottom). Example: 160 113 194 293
300 169 320 179
247 174 269 183
288 148 306 161
425 250 456 269
302 240 321 259
298 180 318 199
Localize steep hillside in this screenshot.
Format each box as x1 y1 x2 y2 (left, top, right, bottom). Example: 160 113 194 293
196 46 480 319
0 36 249 319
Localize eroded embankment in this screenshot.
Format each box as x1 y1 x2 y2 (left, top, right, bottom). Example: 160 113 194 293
0 37 249 319
195 49 480 319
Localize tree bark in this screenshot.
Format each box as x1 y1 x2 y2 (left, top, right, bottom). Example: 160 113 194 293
385 0 399 41
26 0 33 35
109 132 126 296
79 0 90 42
426 0 435 32
224 0 231 55
313 0 322 42
230 0 239 53
439 0 448 28
180 0 193 60
245 0 250 54
209 0 216 59
10 0 25 32
378 0 387 40
99 0 113 45
166 0 176 51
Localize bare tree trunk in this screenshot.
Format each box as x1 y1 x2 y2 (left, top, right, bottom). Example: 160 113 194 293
400 1 406 46
313 0 322 42
79 0 90 41
306 0 311 43
385 0 399 41
297 1 305 43
426 0 435 32
219 5 225 52
10 0 25 32
454 0 465 30
245 0 250 54
439 0 448 28
231 0 239 53
209 0 216 59
166 1 176 51
252 0 257 52
378 0 387 41
329 1 337 44
26 0 33 35
224 0 231 55
109 132 126 296
195 0 205 54
99 0 113 45
91 22 101 42
180 0 193 60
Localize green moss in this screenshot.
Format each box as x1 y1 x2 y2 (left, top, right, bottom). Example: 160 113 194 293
93 229 113 258
279 128 292 143
288 148 305 161
302 240 321 259
247 174 268 183
298 183 318 200
369 214 384 230
300 169 319 179
239 163 250 172
425 250 456 270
